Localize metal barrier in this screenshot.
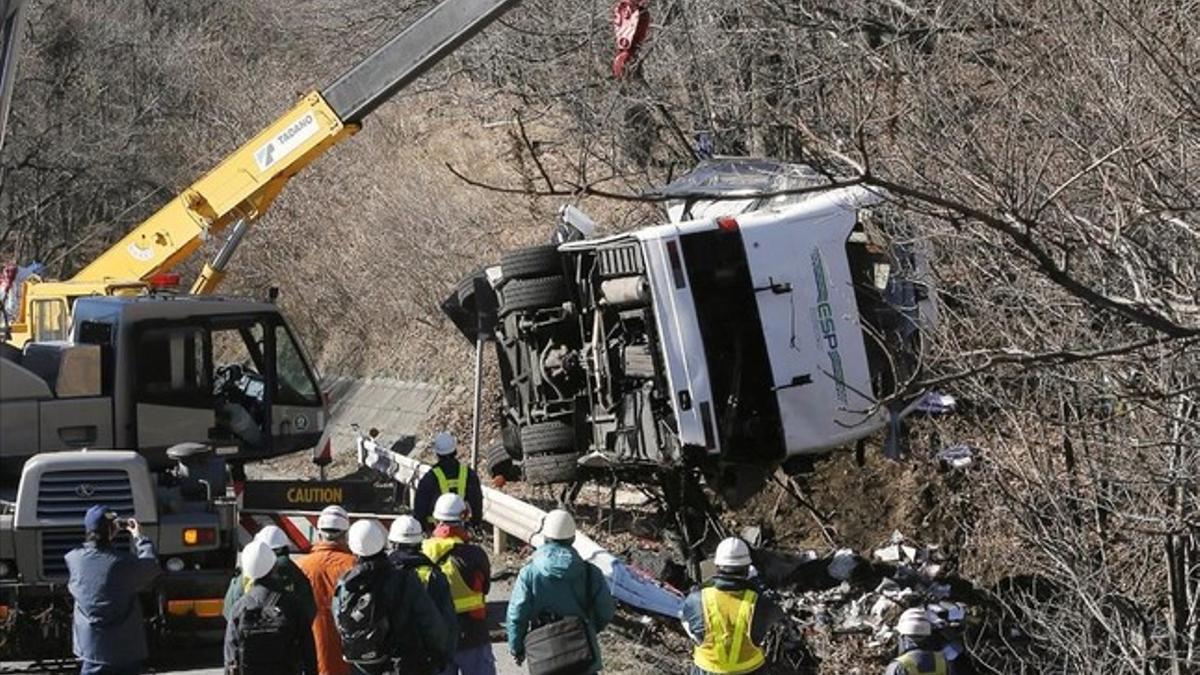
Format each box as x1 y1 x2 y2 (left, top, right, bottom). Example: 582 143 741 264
357 436 684 618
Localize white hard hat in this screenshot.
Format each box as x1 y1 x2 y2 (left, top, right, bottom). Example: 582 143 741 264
433 493 466 522
318 504 350 532
388 515 424 545
896 607 933 637
242 540 276 581
348 519 388 557
254 525 289 550
433 431 457 456
542 509 576 541
714 537 752 568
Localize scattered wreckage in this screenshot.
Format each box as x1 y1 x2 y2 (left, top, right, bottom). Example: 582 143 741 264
745 531 980 672
357 423 989 672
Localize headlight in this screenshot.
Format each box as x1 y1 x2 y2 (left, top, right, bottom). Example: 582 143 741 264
165 557 186 573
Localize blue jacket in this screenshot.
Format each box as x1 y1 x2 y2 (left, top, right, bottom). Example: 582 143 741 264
679 574 784 675
65 537 161 666
506 542 614 673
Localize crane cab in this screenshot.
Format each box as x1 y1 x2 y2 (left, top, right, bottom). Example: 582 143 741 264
1 293 327 476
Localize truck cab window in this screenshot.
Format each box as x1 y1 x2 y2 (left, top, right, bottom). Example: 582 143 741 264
273 324 319 405
77 320 115 395
212 324 264 389
210 322 269 451
77 320 113 345
135 326 208 403
31 299 68 342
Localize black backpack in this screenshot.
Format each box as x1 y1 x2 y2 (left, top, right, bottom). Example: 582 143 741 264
335 562 392 665
235 588 296 673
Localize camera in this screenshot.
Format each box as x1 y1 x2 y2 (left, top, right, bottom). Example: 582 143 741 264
114 518 129 530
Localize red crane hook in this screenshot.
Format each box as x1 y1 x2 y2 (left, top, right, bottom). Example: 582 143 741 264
612 0 650 78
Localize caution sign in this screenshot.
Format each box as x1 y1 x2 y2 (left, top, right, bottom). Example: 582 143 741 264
241 480 380 512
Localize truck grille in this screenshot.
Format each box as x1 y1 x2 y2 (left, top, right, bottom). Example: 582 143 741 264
598 244 644 278
37 470 134 520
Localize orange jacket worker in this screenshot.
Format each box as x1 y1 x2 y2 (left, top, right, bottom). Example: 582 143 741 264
298 504 356 675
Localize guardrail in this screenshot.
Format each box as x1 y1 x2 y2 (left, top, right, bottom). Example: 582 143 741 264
356 435 684 618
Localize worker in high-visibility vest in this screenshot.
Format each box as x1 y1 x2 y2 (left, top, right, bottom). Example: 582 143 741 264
221 525 315 624
421 494 494 675
413 431 484 529
389 514 459 661
679 538 783 675
885 608 954 675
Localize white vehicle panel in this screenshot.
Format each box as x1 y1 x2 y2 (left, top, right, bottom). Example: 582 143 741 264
740 188 886 454
637 231 717 453
135 403 215 450
38 397 114 451
273 404 325 435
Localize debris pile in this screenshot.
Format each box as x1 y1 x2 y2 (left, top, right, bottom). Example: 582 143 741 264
755 531 978 672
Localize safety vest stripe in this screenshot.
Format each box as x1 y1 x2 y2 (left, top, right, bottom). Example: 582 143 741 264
731 590 753 666
429 465 470 523
433 465 468 495
416 565 434 586
705 595 730 664
897 651 948 675
453 594 486 612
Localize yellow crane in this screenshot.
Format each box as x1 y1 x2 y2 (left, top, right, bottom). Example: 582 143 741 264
5 0 520 348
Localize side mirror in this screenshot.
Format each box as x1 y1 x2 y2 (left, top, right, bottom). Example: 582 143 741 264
554 205 597 244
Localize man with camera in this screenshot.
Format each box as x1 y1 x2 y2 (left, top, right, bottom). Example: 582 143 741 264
66 505 162 675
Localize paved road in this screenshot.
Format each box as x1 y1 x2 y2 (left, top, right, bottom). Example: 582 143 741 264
2 579 522 675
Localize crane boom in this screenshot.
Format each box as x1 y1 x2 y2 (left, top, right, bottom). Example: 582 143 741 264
72 92 352 285
7 0 519 346
0 0 26 152
323 0 517 124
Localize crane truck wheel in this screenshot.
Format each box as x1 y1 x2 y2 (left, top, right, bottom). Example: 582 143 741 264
501 245 562 281
519 421 576 454
522 451 581 484
499 276 569 315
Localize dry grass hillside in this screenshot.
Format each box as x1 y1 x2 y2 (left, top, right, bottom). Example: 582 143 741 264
7 0 1200 671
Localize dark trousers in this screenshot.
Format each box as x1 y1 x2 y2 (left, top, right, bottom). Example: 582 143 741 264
350 663 396 675
352 662 440 675
80 662 142 675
